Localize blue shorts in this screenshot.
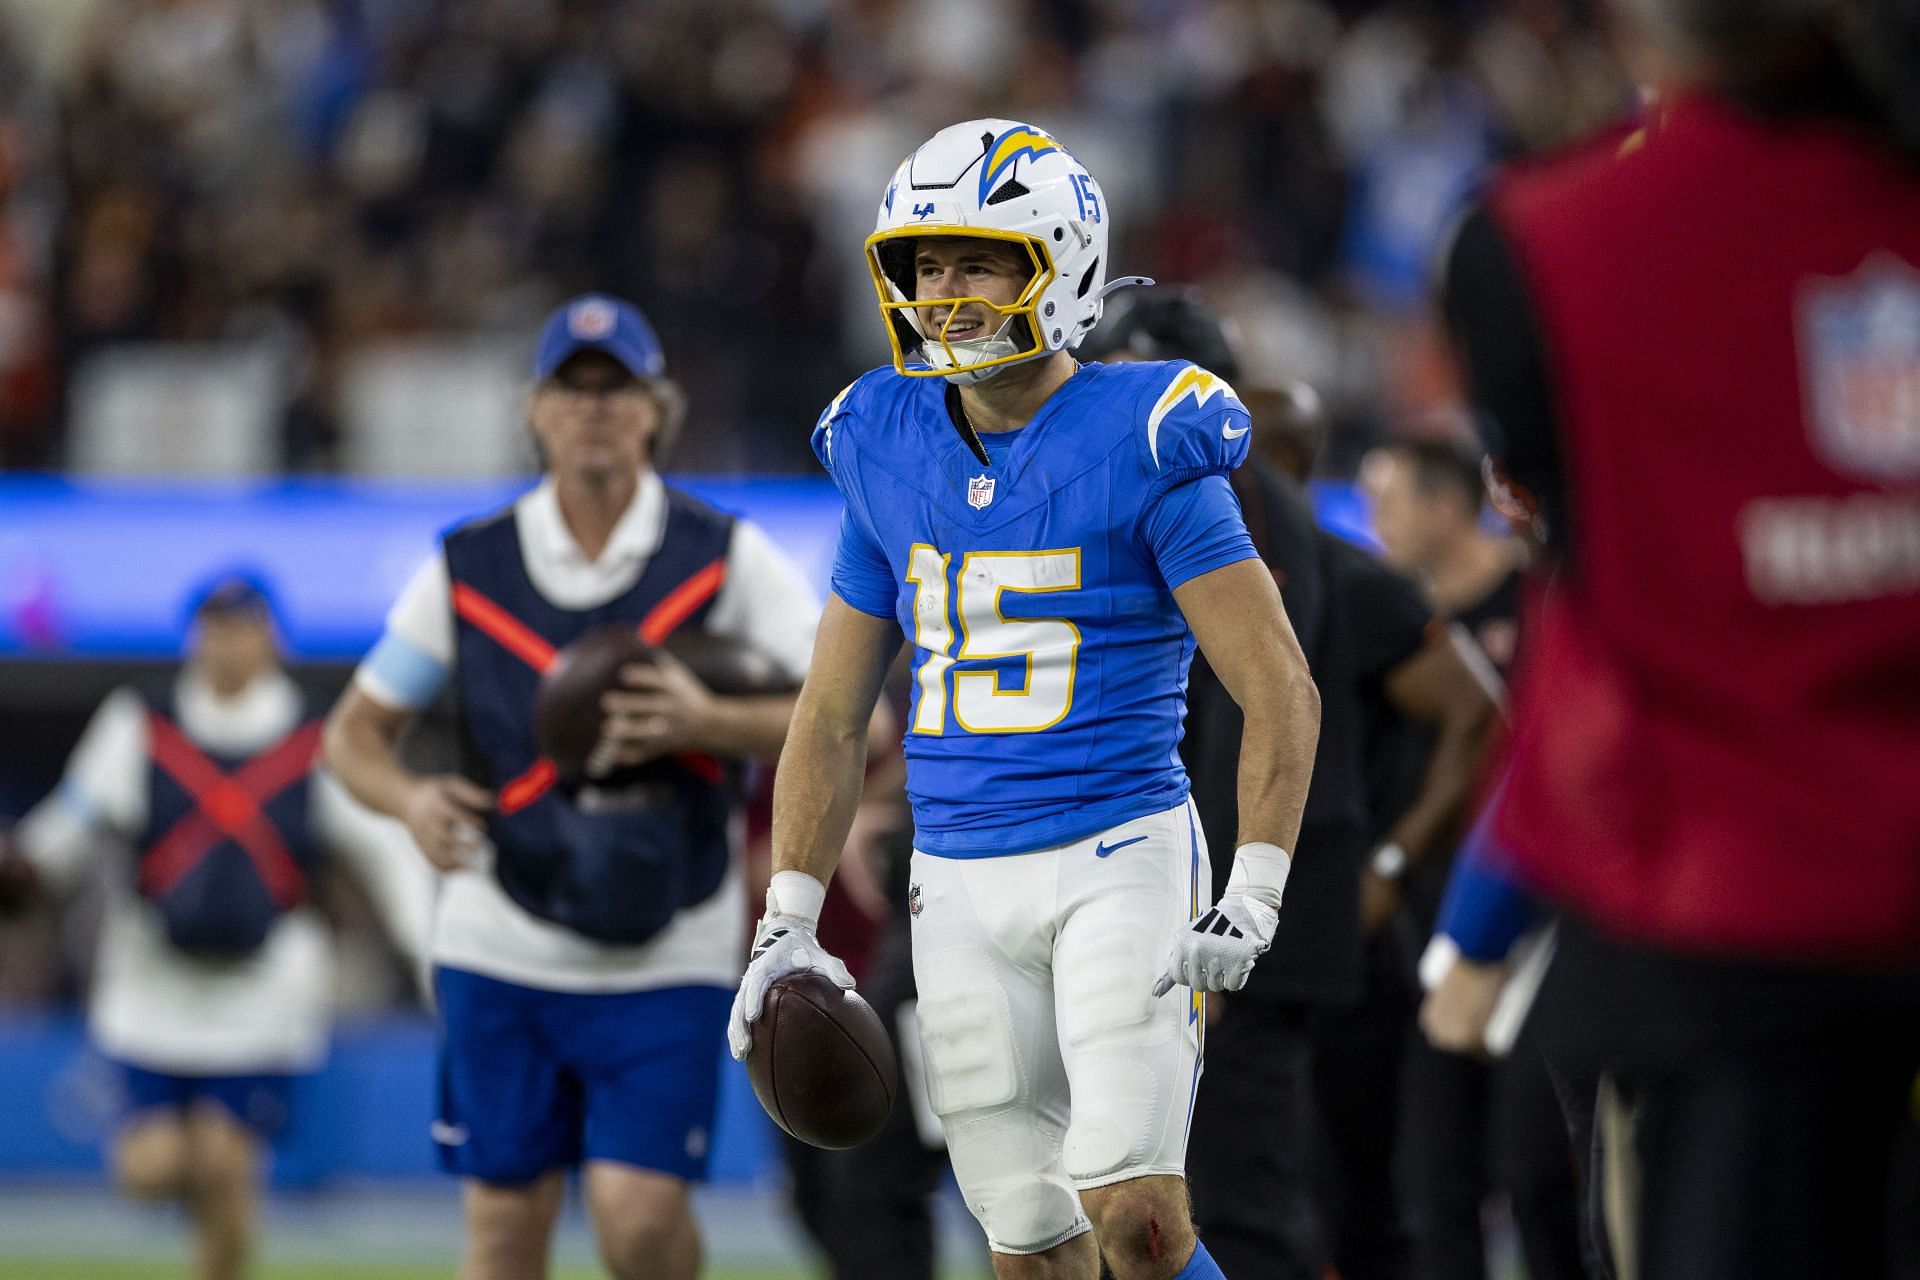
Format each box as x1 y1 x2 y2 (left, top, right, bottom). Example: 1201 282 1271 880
433 967 731 1186
117 1063 297 1140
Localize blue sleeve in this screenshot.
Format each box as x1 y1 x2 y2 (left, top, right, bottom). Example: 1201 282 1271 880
810 377 866 478
1433 800 1540 962
828 508 898 619
1140 473 1260 591
360 633 451 710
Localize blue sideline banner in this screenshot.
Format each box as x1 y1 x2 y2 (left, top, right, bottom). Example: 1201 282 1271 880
0 474 1373 660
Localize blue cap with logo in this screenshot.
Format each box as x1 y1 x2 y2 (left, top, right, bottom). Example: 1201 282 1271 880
534 294 666 381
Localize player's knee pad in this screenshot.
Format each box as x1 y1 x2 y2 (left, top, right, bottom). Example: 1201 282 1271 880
947 1115 1090 1254
979 1178 1089 1255
1061 1058 1165 1182
913 947 1019 1116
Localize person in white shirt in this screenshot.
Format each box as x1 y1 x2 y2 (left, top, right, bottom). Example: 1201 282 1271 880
0 572 432 1280
324 294 822 1280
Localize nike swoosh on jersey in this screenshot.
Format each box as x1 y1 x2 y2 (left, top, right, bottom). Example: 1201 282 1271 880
1222 418 1250 440
1094 835 1150 859
430 1121 470 1146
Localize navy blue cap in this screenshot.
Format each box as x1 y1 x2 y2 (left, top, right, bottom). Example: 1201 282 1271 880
534 294 666 381
185 569 280 626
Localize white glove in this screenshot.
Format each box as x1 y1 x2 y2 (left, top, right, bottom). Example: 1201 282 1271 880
1153 894 1279 996
1154 841 1290 997
727 871 854 1060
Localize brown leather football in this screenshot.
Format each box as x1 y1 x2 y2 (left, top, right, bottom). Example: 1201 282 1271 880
533 624 653 781
533 624 798 781
746 970 898 1150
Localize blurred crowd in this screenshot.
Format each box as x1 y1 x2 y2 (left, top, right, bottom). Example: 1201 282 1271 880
0 0 1630 475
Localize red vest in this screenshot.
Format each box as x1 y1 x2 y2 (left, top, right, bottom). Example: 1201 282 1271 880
1490 94 1920 961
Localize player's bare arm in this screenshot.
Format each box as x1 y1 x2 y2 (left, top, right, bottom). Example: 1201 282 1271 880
324 687 491 872
727 595 902 1059
1175 557 1318 851
1157 556 1319 997
771 596 902 886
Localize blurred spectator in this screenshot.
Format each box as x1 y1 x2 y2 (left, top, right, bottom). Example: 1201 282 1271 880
0 0 1631 475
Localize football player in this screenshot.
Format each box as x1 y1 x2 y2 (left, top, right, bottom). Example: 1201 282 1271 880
729 121 1320 1280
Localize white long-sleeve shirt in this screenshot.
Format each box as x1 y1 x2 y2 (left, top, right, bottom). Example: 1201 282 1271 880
352 471 822 993
17 670 434 1075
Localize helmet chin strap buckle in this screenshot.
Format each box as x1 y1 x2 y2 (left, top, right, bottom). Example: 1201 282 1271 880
1094 276 1154 303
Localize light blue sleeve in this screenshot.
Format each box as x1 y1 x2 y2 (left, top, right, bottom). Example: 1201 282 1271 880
359 632 452 710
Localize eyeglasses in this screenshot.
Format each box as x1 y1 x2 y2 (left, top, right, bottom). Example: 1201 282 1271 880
541 379 647 403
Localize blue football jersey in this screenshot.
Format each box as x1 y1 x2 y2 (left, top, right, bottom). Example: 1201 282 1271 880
815 359 1258 858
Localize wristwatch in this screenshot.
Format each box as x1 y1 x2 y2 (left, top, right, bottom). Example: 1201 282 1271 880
1369 842 1408 881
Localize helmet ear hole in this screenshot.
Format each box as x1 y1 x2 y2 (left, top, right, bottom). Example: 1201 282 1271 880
1077 258 1100 299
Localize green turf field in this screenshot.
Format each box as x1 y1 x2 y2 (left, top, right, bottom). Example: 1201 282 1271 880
0 1184 990 1279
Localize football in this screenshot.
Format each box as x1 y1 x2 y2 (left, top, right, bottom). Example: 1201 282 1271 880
746 970 898 1150
533 625 653 781
533 624 797 780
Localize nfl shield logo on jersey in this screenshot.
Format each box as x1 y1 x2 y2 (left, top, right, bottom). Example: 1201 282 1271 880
1800 255 1920 480
968 474 996 509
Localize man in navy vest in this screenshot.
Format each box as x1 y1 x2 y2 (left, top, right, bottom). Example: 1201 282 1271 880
0 571 433 1280
326 294 821 1280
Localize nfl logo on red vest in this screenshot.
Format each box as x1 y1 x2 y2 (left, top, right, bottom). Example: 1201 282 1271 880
1800 255 1920 480
968 474 995 509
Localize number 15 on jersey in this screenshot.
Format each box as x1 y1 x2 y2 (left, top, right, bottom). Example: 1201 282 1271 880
905 546 1083 736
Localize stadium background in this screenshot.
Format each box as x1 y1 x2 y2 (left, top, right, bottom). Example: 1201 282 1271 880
0 0 1630 1275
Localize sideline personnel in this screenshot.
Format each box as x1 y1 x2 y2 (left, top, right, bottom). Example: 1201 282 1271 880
326 295 820 1280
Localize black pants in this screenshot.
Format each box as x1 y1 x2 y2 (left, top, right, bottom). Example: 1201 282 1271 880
781 918 952 1280
1309 942 1415 1280
1537 918 1920 1280
1891 1111 1920 1280
1541 1053 1616 1280
1629 1036 1916 1280
1400 1032 1589 1280
1187 999 1326 1280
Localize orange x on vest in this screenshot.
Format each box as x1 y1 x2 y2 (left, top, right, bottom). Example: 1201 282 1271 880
452 558 729 814
140 713 323 908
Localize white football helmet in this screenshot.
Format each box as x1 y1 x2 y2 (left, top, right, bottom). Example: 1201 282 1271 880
867 120 1149 384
